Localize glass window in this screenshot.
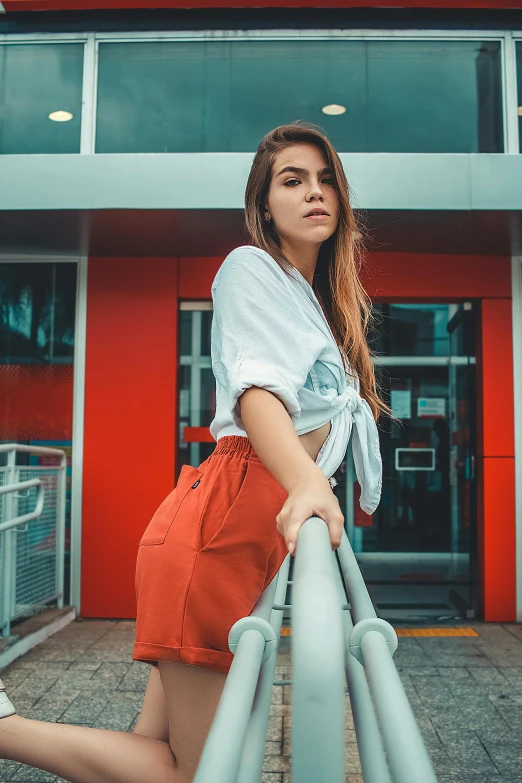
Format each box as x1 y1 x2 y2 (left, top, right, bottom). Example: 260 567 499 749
179 310 193 356
0 263 76 363
0 43 84 155
178 308 215 472
369 304 462 357
96 39 503 154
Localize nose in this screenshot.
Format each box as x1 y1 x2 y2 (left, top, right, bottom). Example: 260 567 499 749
306 179 326 201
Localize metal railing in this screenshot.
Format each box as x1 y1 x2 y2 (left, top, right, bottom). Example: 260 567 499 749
0 444 67 638
194 514 439 783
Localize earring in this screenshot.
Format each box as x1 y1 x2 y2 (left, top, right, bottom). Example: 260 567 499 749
264 213 271 223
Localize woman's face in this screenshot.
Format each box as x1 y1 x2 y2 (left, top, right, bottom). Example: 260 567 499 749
265 142 340 249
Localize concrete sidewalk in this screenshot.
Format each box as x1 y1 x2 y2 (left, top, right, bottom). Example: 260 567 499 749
1 620 522 782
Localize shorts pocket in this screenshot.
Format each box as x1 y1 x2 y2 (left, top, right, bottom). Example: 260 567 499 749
197 460 249 551
139 463 204 546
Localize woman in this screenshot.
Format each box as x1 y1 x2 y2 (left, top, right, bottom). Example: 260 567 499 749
0 122 387 783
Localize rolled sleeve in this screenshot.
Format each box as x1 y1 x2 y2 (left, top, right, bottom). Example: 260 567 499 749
232 356 302 420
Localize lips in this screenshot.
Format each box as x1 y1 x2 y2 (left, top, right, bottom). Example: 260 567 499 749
304 209 329 217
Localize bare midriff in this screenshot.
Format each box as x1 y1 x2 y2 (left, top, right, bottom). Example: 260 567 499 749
298 420 332 464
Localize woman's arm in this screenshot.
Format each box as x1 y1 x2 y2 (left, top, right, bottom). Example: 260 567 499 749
239 386 345 555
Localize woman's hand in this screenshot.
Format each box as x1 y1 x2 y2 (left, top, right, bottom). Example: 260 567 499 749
276 475 344 556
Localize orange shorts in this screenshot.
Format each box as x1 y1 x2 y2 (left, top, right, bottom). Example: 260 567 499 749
133 435 289 674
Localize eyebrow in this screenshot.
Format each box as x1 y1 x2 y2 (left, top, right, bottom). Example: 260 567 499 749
275 166 332 178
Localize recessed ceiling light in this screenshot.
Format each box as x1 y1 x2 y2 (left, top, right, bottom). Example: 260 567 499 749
322 104 346 116
49 111 73 122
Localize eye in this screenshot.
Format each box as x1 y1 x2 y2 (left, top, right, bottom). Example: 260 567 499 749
283 177 334 187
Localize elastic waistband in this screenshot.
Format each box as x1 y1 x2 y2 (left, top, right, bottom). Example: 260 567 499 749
212 435 261 462
212 435 337 487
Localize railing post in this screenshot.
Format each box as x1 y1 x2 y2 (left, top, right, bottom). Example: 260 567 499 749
56 453 67 608
331 560 393 783
291 516 345 783
360 631 438 783
1 448 16 637
236 555 291 783
338 530 439 783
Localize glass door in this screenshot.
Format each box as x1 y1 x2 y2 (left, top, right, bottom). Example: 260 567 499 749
341 303 478 621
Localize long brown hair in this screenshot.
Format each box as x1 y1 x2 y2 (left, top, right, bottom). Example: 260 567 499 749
244 121 390 423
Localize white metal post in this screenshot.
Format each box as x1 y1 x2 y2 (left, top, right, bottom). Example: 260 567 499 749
502 32 520 154
1 449 15 637
71 256 88 616
56 453 67 609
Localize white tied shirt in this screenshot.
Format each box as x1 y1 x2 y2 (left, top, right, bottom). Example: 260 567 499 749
209 245 382 515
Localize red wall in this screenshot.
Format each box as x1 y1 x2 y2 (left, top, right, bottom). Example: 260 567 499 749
81 251 515 622
0 365 73 441
4 0 522 9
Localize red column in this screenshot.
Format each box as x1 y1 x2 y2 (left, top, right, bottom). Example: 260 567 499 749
81 257 178 618
477 299 516 621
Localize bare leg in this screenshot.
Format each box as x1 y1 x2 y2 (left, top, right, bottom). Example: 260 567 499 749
158 661 227 781
0 714 181 783
0 660 227 783
132 665 169 743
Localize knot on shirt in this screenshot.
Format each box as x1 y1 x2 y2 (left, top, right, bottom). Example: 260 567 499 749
336 385 361 415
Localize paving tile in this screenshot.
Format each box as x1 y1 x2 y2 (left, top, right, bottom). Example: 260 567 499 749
29 690 82 713
0 759 22 781
437 667 473 679
458 778 516 783
466 667 509 686
397 665 440 677
470 720 514 744
266 715 283 741
16 706 68 722
411 677 459 707
43 670 95 690
91 693 143 732
261 754 291 772
434 738 499 776
474 640 522 668
270 685 283 704
500 625 522 643
481 740 522 776
0 670 32 690
10 674 60 704
65 662 101 672
269 703 291 717
57 693 110 724
10 766 57 782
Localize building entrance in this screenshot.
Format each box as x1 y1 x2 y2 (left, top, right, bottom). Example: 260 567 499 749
179 301 479 622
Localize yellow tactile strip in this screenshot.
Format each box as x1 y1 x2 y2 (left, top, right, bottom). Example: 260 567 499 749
394 628 479 637
280 627 479 637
